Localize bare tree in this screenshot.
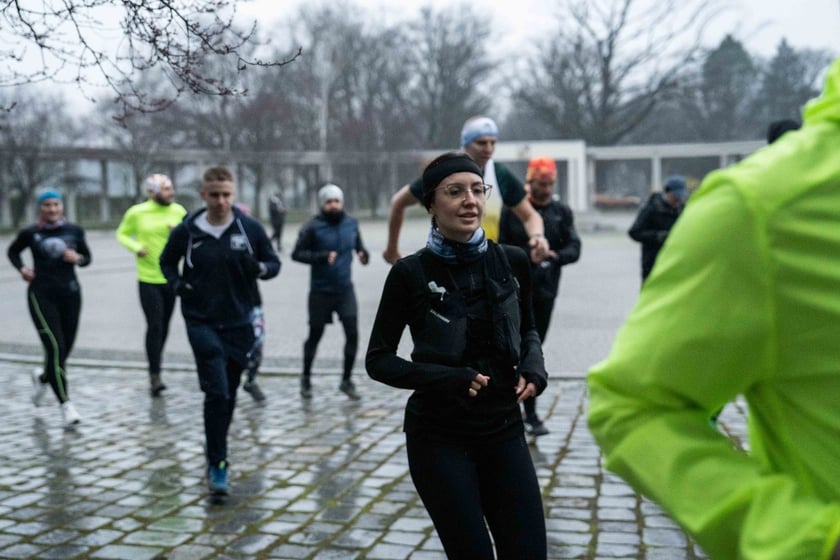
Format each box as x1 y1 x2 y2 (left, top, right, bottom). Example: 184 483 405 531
512 0 725 145
404 4 495 148
0 88 75 227
0 0 301 118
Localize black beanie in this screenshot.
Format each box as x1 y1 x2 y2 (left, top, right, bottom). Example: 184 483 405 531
421 152 483 209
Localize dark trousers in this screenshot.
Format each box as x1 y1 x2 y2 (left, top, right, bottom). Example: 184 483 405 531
270 216 285 251
407 433 547 560
138 281 176 376
186 322 253 466
303 289 358 381
28 285 81 404
523 292 556 421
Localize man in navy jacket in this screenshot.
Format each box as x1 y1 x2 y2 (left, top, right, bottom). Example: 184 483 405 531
292 183 369 401
160 166 280 496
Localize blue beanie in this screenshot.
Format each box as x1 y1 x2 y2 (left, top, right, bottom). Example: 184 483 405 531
460 117 498 147
37 190 62 205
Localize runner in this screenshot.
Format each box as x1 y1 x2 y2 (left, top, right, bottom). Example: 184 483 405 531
116 173 187 396
7 190 92 429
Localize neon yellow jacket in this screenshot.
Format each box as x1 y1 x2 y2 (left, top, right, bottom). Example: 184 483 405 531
116 199 187 284
588 58 840 560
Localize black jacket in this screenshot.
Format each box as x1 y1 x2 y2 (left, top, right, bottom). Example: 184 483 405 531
160 207 280 326
291 211 368 294
499 198 581 299
366 241 547 443
628 192 683 280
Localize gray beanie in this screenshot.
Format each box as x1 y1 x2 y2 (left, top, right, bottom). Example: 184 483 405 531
318 183 343 206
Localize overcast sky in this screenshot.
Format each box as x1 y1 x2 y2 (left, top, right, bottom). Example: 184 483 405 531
240 0 840 58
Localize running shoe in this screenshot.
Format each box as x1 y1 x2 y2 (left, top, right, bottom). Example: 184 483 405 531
208 461 229 495
525 417 550 437
31 368 47 407
339 379 361 401
243 380 266 402
61 401 81 429
150 374 167 397
301 377 313 399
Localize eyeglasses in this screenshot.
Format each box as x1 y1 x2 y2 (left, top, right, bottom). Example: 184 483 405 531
435 183 493 201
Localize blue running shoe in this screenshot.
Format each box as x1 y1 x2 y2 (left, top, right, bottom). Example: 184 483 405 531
208 461 228 496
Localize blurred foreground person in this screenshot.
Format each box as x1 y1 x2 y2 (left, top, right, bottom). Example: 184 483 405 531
589 59 840 559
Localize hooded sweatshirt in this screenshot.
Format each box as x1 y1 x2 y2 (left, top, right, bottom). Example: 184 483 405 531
159 206 280 326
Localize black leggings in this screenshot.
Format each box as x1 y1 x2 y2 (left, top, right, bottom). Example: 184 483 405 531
138 282 176 376
28 285 81 404
523 292 556 420
406 433 547 560
303 290 358 380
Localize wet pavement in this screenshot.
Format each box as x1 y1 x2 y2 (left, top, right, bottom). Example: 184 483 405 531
0 215 749 558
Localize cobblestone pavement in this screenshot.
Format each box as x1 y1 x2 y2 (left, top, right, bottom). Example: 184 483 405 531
1 359 750 559
1 215 750 559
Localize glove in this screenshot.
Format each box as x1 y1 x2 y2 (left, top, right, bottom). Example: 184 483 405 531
240 253 263 278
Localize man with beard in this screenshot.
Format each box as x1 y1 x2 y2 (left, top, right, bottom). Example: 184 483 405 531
292 183 370 401
499 157 581 436
117 173 187 396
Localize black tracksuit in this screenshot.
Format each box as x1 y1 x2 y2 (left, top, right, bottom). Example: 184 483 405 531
160 207 280 467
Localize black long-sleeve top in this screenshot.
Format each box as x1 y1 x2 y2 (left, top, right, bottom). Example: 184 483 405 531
366 244 547 444
499 198 581 299
7 221 92 291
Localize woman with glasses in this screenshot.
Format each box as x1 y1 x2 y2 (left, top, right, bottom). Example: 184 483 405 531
367 152 548 559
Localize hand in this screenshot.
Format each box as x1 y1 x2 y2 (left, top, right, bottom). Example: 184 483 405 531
137 248 148 258
62 248 82 264
468 373 490 397
382 247 401 265
327 251 337 265
240 253 263 277
528 235 550 262
515 375 538 403
20 267 35 283
175 280 193 297
531 248 557 264
357 250 370 266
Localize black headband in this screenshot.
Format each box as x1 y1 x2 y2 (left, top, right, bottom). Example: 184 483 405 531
422 154 483 200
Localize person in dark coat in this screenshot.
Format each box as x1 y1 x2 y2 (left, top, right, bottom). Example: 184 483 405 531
292 183 369 401
628 175 689 282
499 157 581 436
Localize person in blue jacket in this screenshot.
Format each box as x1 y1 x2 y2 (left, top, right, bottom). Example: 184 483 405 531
292 183 369 401
160 166 280 496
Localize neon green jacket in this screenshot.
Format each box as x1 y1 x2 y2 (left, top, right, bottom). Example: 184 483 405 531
588 58 840 560
116 199 187 284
